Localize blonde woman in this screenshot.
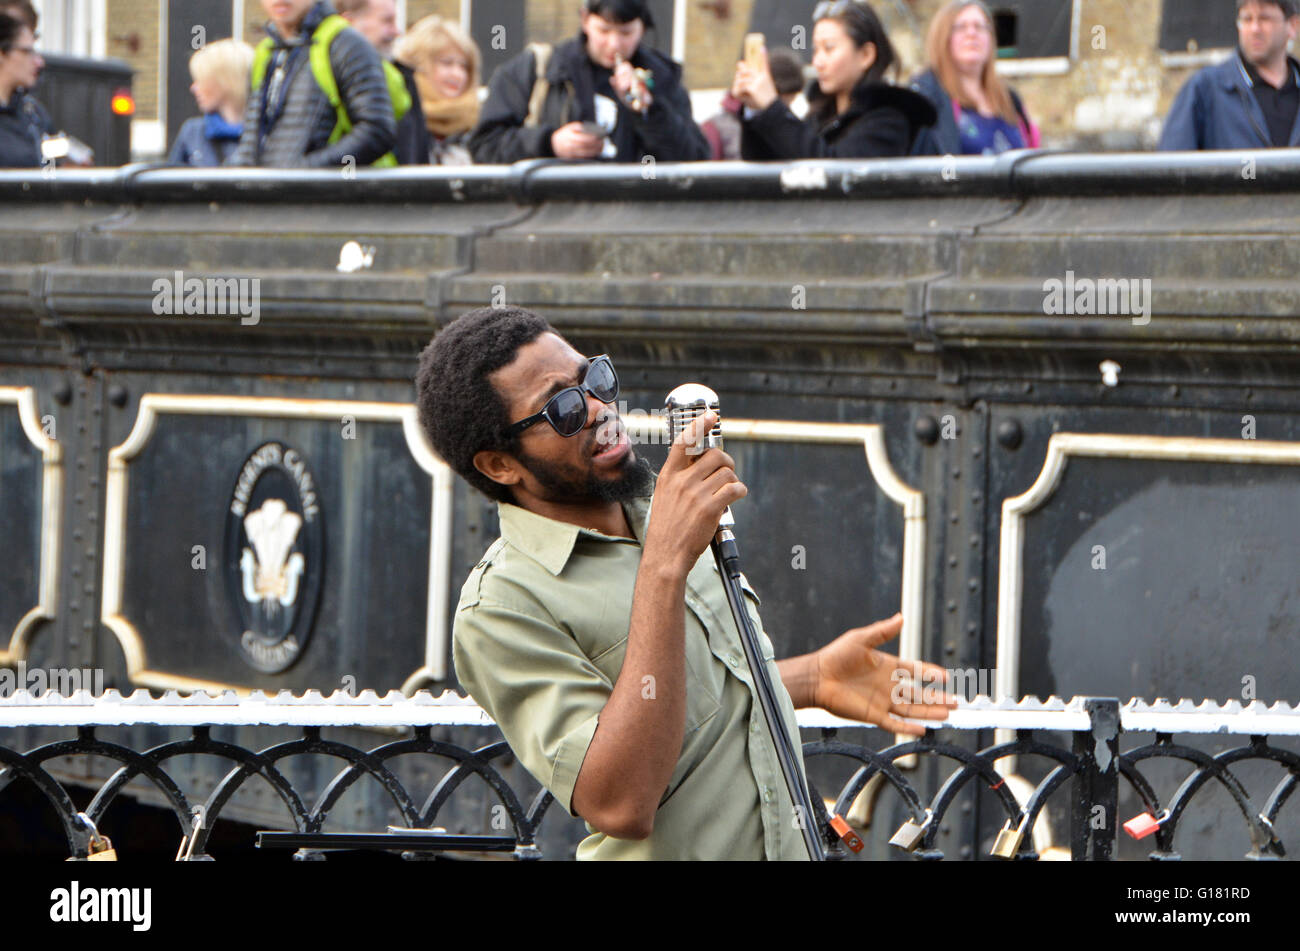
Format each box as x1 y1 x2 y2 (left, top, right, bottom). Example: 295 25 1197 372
395 15 481 165
169 38 254 167
911 0 1039 155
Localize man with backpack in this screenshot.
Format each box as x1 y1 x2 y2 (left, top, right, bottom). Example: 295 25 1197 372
335 0 431 165
469 0 708 164
230 0 395 168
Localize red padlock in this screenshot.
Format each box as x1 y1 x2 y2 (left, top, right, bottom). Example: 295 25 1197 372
1122 812 1162 840
830 814 864 853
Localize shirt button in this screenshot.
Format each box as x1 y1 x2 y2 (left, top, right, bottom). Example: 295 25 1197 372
763 787 774 803
727 653 739 668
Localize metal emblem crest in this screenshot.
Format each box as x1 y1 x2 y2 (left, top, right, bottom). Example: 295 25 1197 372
223 442 324 673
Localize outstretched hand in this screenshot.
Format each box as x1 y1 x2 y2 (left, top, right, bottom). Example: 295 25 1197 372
812 613 957 735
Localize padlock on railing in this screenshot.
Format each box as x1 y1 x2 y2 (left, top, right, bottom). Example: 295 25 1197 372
991 813 1031 859
888 808 933 852
175 805 206 862
829 813 864 853
87 834 118 861
1122 808 1169 840
71 812 118 862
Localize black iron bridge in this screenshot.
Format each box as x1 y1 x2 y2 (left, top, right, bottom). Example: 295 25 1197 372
2 152 1300 858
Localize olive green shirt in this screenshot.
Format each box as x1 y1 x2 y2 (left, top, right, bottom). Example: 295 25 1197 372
451 494 810 860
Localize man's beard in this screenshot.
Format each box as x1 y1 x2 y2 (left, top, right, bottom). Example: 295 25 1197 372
516 447 655 504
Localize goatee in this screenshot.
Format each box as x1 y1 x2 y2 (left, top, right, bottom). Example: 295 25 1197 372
518 450 655 504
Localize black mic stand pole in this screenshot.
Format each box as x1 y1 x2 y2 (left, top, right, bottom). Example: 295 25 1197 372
711 522 827 862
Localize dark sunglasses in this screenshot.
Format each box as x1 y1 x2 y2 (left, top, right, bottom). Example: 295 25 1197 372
813 0 867 20
507 355 619 438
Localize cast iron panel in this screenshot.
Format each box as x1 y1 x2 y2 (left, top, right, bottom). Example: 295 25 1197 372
113 411 435 692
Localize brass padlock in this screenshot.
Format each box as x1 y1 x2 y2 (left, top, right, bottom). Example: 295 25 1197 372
991 815 1029 859
87 833 118 862
889 809 933 851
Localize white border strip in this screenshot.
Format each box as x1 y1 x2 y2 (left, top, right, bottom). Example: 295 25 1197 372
0 387 62 666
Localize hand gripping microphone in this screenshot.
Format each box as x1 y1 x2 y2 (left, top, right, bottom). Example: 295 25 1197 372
664 384 737 555
662 383 828 861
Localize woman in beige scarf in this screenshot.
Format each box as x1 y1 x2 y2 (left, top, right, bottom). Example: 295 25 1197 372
395 16 481 165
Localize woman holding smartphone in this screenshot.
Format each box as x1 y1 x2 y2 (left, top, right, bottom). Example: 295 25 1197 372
731 0 936 159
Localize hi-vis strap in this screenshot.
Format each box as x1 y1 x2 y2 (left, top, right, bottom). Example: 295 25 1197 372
251 14 405 167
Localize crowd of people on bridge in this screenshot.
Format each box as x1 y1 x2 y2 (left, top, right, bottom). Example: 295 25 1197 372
1 0 1299 169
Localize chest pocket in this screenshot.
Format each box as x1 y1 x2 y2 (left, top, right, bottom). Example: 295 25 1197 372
587 625 723 735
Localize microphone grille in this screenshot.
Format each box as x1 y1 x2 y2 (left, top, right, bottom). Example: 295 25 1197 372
665 383 721 449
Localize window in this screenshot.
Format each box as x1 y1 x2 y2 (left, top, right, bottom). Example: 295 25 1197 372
986 1 1072 60
1159 1 1237 53
32 0 105 57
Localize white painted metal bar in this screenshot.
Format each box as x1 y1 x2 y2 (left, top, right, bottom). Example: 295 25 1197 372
0 692 1295 734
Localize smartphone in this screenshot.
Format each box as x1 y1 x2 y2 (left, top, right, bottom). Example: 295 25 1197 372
580 121 610 138
743 32 766 68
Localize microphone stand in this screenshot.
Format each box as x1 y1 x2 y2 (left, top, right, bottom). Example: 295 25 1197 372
711 516 827 862
666 385 828 861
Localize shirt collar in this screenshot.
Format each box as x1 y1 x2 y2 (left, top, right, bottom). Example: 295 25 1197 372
1238 50 1300 90
497 494 652 576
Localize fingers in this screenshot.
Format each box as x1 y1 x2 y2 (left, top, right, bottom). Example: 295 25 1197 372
702 463 747 507
889 670 959 709
880 714 928 737
857 612 904 646
663 410 717 472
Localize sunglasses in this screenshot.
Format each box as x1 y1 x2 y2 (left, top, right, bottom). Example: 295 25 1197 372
507 355 619 438
813 0 867 20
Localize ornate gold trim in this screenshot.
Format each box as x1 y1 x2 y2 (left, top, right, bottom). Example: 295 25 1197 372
102 394 454 693
994 432 1300 764
625 415 926 750
0 387 62 666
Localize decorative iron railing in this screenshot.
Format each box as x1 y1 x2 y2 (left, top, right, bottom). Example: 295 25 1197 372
1 691 1295 860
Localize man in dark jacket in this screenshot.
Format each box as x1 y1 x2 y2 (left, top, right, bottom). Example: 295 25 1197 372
230 0 395 168
469 0 708 164
1160 0 1300 150
336 0 431 165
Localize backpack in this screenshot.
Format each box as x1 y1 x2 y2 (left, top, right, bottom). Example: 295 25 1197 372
251 14 410 167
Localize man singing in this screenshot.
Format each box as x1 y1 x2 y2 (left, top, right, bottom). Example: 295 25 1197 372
415 306 955 860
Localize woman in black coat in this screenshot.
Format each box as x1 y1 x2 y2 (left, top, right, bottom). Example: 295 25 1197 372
732 0 936 160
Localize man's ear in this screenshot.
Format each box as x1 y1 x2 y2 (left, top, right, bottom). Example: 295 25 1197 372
473 449 523 489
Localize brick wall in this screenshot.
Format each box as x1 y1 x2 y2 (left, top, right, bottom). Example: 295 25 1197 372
406 0 461 28
684 0 1231 148
105 0 161 120
525 0 580 47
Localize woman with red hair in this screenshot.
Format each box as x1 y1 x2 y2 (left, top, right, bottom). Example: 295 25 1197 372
911 1 1039 155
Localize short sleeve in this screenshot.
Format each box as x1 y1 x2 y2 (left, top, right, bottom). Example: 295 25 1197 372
452 591 611 818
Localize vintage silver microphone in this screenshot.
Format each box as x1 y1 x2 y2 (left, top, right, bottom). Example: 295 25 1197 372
664 384 735 536
663 384 827 861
